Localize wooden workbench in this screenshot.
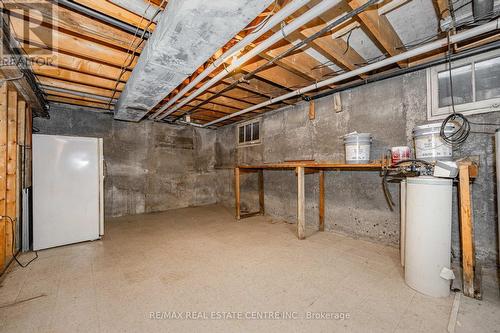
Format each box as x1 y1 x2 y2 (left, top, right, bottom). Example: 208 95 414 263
234 162 383 240
234 161 480 299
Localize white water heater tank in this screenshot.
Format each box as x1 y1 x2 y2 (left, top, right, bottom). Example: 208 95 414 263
405 176 453 297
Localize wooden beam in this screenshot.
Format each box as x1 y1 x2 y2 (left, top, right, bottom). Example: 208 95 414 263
0 83 8 270
433 0 450 20
7 2 143 51
319 170 325 231
38 76 120 99
10 15 139 68
33 65 126 91
23 47 132 81
5 87 18 259
308 100 315 120
46 95 114 110
459 163 476 298
347 0 406 65
72 0 155 31
16 99 26 242
235 167 241 220
297 166 305 240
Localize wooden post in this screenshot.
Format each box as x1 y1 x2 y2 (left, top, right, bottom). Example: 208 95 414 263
234 167 240 220
5 88 18 259
308 100 315 120
258 169 264 215
297 166 305 240
0 83 7 269
319 170 325 232
459 163 475 297
16 100 26 234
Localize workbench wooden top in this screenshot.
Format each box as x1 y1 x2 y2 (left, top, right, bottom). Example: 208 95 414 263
237 162 384 170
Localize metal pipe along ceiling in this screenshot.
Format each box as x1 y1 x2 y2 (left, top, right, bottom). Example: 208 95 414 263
155 0 343 120
202 18 500 127
149 0 313 120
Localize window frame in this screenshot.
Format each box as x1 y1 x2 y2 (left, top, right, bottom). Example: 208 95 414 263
426 49 500 120
236 118 261 147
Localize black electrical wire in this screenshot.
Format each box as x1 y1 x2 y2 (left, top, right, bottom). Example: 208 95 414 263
3 216 38 269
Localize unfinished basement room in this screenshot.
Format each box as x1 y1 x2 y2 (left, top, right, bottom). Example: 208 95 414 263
1 0 500 332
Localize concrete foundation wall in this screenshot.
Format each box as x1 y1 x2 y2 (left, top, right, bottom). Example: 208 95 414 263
213 70 499 266
34 106 217 217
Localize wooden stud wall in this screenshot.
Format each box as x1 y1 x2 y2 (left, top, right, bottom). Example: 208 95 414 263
0 83 31 272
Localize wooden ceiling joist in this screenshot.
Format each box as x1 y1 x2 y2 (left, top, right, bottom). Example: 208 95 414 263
347 0 407 65
7 2 143 51
10 16 139 68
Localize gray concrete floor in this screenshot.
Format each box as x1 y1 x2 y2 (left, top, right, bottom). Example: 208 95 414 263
0 204 498 333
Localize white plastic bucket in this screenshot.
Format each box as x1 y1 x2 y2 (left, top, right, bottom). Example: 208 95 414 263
413 123 455 162
343 133 372 164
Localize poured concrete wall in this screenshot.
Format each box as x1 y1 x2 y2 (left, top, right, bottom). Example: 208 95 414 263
34 105 217 217
213 70 498 266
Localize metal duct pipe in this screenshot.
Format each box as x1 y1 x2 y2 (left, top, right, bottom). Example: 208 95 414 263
40 85 117 103
154 0 342 120
202 19 500 127
108 0 160 23
149 0 312 120
473 0 494 22
54 0 151 38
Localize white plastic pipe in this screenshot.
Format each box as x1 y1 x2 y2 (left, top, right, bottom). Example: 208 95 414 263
204 18 500 127
155 0 342 120
149 0 312 120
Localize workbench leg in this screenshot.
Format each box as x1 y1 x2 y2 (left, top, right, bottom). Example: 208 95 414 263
319 170 325 232
234 167 240 220
297 166 305 240
459 164 475 297
258 169 264 215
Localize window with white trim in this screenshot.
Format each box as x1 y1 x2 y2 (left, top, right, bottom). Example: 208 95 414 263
427 49 500 120
237 119 261 147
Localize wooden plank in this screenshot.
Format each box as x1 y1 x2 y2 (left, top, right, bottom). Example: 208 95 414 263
5 87 18 259
319 170 325 232
459 163 476 297
25 107 32 188
0 83 8 270
347 0 406 66
433 0 450 19
7 2 143 51
309 100 315 120
297 166 305 240
16 99 26 243
238 162 383 169
258 170 264 215
234 167 241 220
10 16 139 68
73 0 156 31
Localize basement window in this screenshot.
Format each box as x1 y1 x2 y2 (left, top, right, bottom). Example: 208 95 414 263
237 119 261 147
427 49 500 120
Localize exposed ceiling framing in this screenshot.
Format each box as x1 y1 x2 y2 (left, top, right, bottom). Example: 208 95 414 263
3 0 499 126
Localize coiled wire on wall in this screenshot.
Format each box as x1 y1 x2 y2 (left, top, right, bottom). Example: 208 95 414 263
439 10 500 146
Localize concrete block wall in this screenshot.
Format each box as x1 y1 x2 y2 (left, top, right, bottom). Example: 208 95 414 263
213 70 499 266
34 105 218 217
33 69 498 266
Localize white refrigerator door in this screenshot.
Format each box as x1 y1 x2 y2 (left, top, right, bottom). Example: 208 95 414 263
33 134 101 250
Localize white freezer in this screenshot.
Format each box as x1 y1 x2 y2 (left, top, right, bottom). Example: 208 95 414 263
33 134 104 250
